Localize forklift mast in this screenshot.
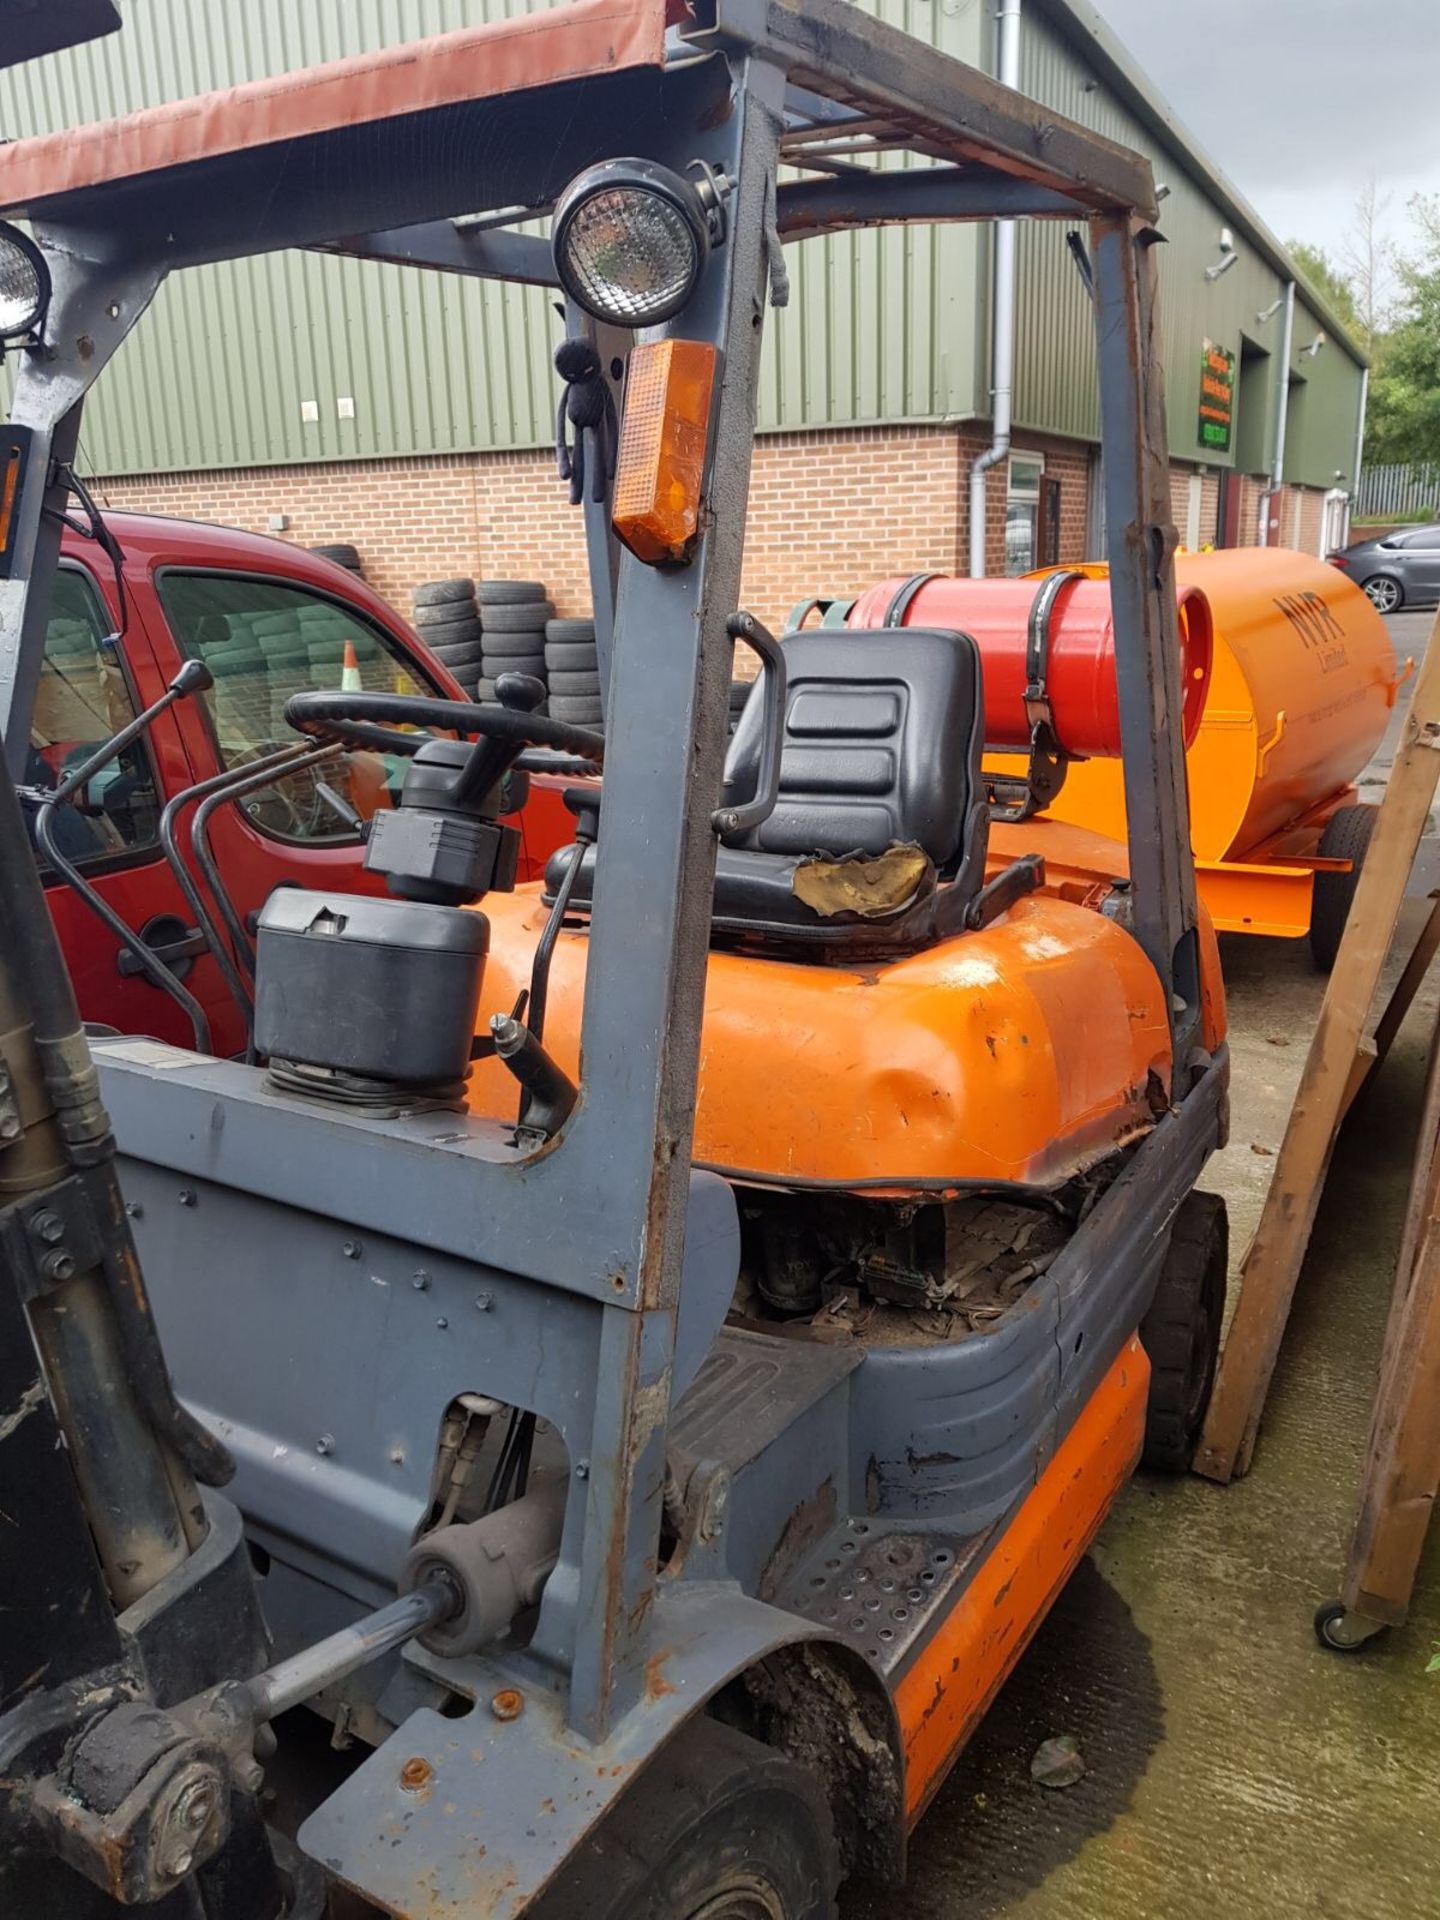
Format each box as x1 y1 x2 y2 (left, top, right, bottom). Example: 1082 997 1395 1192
0 3 1206 1914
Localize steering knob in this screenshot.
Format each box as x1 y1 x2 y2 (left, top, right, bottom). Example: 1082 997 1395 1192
495 672 546 713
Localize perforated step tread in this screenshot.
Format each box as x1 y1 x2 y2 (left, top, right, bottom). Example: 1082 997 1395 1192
771 1517 992 1678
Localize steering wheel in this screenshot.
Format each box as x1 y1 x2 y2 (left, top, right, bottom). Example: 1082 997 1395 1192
283 688 605 765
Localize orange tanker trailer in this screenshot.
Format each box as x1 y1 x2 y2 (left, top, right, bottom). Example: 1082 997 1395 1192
845 549 1406 967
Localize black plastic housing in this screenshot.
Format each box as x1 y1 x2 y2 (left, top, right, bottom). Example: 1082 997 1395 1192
254 889 488 1087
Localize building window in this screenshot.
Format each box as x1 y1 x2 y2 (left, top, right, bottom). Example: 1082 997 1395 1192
29 567 161 869
1005 454 1045 575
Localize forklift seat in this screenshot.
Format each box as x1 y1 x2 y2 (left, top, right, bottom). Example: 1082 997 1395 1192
546 627 991 956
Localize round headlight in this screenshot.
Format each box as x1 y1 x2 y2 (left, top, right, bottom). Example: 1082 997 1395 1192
0 222 50 343
553 160 720 328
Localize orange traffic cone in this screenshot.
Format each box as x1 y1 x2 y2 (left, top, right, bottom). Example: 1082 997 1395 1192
341 639 363 692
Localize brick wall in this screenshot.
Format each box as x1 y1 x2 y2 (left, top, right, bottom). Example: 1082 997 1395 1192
92 424 1100 634
91 431 1340 635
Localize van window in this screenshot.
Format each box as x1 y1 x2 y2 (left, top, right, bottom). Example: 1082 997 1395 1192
30 568 161 867
157 572 433 842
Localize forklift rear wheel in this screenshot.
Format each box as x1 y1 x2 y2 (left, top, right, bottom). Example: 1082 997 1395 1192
1309 804 1376 972
530 1718 839 1920
1139 1190 1228 1472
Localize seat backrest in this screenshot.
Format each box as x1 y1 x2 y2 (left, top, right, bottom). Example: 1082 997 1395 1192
721 626 988 879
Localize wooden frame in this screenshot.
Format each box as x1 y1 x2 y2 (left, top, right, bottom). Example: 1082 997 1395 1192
1196 611 1440 1485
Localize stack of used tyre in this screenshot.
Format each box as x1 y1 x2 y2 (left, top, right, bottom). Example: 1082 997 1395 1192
728 678 752 735
543 617 603 730
309 542 365 580
477 581 552 703
250 607 315 736
411 578 486 697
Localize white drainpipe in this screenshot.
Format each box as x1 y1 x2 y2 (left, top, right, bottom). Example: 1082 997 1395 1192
1264 279 1296 542
968 0 1023 578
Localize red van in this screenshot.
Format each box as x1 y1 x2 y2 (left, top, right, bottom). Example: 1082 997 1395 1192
30 513 570 1056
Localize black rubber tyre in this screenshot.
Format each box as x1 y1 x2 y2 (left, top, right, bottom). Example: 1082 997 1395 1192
1362 573 1403 615
531 1719 838 1920
1309 803 1377 972
483 601 556 633
476 677 497 702
482 627 554 658
413 600 479 629
427 638 487 672
412 577 475 608
412 614 483 646
478 580 548 606
545 616 596 642
730 678 755 711
1139 1190 1228 1472
309 543 361 569
544 642 600 672
548 694 604 724
548 669 602 696
482 652 547 681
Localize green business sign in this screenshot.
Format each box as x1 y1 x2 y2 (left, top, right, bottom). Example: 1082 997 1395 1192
1198 340 1235 452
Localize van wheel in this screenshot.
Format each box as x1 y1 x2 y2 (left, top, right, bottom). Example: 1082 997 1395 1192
1310 804 1376 971
530 1719 839 1920
1139 1191 1227 1472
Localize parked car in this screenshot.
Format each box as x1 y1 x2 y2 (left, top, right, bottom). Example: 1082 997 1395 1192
1328 524 1440 613
29 513 571 1055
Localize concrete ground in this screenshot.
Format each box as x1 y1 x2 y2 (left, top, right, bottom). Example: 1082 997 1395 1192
845 607 1440 1920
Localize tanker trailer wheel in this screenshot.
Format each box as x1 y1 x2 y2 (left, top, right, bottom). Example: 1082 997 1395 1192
530 1718 839 1920
1138 1191 1228 1472
1310 804 1377 972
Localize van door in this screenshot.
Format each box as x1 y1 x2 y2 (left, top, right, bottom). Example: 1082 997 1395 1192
33 562 248 1053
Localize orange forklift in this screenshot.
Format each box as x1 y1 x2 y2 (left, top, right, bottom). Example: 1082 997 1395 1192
0 3 1228 1915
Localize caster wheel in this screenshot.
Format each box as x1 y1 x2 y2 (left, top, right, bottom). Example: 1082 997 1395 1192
1314 1600 1386 1652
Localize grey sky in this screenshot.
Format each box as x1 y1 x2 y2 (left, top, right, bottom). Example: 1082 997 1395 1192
1090 0 1440 270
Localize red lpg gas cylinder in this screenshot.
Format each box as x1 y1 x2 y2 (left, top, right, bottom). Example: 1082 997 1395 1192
846 571 1213 756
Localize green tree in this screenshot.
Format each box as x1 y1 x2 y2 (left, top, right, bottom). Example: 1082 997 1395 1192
1366 195 1440 468
1286 240 1360 330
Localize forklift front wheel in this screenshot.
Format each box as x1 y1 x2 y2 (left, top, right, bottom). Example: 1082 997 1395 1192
530 1717 840 1920
1139 1191 1228 1472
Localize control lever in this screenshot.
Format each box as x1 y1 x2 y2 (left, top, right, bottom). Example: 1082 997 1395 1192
49 655 213 809
28 657 218 1053
490 1012 578 1145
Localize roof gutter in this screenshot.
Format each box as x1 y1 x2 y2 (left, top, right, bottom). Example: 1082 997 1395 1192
968 0 1023 578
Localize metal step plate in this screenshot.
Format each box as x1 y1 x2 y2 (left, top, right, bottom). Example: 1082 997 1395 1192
774 1516 992 1678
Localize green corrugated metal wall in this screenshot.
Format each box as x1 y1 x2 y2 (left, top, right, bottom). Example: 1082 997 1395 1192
1014 6 1363 485
0 0 1363 485
0 0 980 475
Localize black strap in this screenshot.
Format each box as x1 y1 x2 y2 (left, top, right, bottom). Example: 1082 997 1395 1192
984 570 1086 825
882 570 942 628
1023 568 1084 736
